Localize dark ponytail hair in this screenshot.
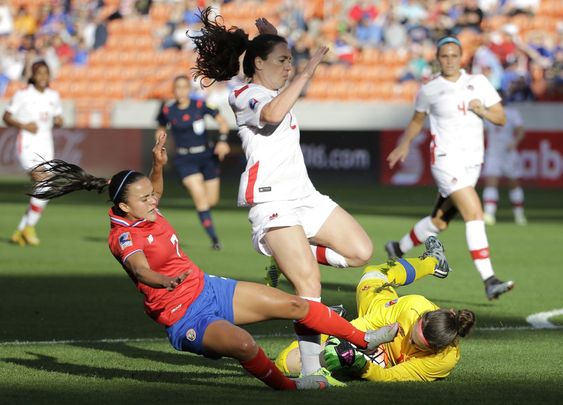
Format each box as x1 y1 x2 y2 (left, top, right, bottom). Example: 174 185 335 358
28 160 145 216
421 309 475 352
191 7 287 86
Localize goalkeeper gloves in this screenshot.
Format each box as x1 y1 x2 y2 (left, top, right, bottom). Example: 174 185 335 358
323 337 367 372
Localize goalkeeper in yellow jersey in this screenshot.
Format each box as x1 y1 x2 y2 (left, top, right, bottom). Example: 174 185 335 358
275 236 476 382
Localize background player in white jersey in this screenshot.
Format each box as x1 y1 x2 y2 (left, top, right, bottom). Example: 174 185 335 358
482 94 527 226
4 60 63 246
385 37 514 301
191 9 373 382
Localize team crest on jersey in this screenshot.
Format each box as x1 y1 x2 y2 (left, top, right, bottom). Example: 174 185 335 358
118 232 132 250
451 177 458 184
249 98 258 110
385 298 398 307
186 328 197 341
467 84 474 91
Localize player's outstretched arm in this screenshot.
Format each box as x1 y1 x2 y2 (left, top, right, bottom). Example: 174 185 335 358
149 130 168 200
124 251 190 291
387 111 426 168
260 46 329 124
468 100 506 126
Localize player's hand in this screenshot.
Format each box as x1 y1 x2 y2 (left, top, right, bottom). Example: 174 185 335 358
53 116 63 128
255 18 277 35
166 270 191 291
468 99 486 117
323 336 367 371
387 142 411 169
363 323 400 352
22 122 38 134
214 140 230 161
152 130 168 167
302 46 329 79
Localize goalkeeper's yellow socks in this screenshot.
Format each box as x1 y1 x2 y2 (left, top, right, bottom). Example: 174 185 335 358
363 257 436 286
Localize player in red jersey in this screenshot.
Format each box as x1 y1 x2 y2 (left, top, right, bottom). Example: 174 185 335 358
28 132 399 390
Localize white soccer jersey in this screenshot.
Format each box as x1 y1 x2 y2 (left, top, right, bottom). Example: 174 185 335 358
6 85 63 144
229 83 315 207
484 106 523 152
415 70 501 166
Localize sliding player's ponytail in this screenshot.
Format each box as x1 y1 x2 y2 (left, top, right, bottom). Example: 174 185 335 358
29 160 145 213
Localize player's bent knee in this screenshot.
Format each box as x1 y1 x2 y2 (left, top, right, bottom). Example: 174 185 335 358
347 242 373 267
284 296 309 319
233 335 259 361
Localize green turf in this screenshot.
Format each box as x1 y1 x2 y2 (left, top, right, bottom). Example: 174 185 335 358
1 178 562 404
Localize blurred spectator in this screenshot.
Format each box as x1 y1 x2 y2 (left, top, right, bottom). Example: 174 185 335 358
489 24 518 65
395 0 428 27
73 37 89 66
455 0 484 33
348 0 379 24
472 32 504 89
13 6 37 36
398 43 431 83
383 13 407 49
279 0 308 34
52 34 74 65
0 0 14 36
503 0 540 16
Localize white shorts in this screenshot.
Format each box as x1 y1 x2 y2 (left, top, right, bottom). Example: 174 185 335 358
17 141 54 172
248 191 338 256
482 149 521 179
431 160 481 198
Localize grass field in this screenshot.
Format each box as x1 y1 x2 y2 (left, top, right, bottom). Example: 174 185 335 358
1 177 562 404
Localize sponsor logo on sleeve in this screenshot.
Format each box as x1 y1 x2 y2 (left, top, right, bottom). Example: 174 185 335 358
119 232 133 250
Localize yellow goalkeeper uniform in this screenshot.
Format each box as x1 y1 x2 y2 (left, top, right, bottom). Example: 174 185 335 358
275 257 460 382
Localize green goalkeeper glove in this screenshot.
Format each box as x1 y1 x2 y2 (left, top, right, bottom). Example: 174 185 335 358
323 337 367 372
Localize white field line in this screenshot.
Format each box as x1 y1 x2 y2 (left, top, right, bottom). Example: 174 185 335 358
526 308 563 329
0 324 560 347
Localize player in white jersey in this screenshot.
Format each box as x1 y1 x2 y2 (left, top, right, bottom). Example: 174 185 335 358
191 8 373 383
482 98 527 225
385 37 514 301
3 61 63 246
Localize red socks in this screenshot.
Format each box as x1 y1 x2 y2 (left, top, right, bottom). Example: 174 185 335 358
295 300 367 349
240 347 296 390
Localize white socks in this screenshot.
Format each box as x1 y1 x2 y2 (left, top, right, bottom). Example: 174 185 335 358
18 197 48 230
296 296 322 375
399 216 439 253
466 220 494 280
310 245 348 268
483 186 499 217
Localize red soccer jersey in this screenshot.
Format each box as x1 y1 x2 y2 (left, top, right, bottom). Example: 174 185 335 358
107 208 204 327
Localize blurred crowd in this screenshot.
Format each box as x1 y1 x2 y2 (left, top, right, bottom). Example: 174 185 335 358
0 0 562 101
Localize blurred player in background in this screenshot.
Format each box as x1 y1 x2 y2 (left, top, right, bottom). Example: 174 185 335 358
156 75 230 250
191 9 373 382
27 133 396 391
277 237 476 382
4 60 63 246
385 36 514 301
482 94 527 225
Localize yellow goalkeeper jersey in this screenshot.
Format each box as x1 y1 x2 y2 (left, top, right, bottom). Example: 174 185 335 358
352 277 460 382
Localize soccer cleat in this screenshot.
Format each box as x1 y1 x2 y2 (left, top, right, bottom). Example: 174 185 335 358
211 241 222 250
514 214 527 226
328 304 347 319
293 374 330 390
419 236 451 279
384 240 404 259
264 257 282 288
363 322 400 353
483 213 496 225
10 230 26 246
298 367 346 388
22 226 40 246
485 277 515 300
